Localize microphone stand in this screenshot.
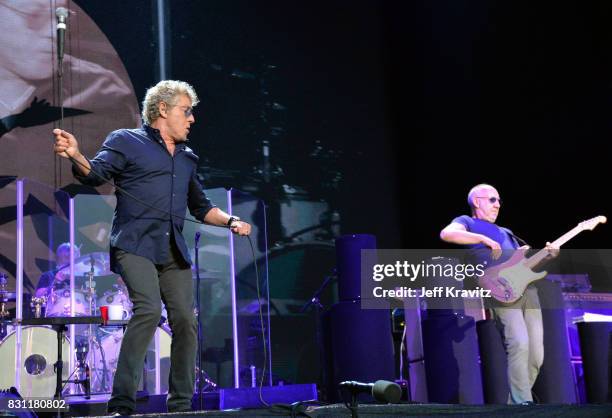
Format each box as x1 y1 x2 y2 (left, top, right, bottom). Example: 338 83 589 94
55 8 67 190
194 232 203 410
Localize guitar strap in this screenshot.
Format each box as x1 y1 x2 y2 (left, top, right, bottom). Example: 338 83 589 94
501 227 530 248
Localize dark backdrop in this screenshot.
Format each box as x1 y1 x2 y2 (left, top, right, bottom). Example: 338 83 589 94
75 0 611 274
384 0 612 251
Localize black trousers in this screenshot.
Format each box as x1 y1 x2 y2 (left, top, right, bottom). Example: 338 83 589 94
107 249 196 412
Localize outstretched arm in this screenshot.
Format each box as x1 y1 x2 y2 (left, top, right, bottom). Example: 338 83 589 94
203 207 251 236
53 128 91 176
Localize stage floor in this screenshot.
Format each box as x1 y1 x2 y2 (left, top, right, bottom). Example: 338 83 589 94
62 399 612 418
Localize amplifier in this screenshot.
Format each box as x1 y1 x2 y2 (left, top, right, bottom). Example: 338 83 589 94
562 291 612 403
563 292 612 358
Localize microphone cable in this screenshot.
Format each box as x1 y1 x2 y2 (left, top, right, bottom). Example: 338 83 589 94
246 234 270 407
65 151 217 228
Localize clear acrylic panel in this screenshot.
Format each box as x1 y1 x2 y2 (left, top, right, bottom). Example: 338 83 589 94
72 193 123 394
0 178 72 398
183 188 235 389
0 176 18 320
229 189 271 388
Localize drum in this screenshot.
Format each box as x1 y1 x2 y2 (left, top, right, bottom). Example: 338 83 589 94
89 326 171 394
97 285 133 319
46 287 89 317
0 326 70 397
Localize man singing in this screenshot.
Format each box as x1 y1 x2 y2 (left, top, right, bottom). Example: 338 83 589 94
53 80 251 414
440 183 554 405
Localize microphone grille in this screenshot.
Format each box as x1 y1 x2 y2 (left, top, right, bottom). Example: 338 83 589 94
56 7 69 19
372 380 402 403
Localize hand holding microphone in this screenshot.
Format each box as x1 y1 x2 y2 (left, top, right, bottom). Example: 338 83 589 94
53 128 92 176
53 128 80 159
227 216 252 236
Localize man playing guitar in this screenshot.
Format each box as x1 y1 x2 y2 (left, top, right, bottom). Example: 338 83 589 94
440 184 548 404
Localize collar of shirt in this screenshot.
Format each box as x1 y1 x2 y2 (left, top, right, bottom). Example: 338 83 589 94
142 123 187 153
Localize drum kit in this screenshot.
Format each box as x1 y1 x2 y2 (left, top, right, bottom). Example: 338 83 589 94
0 252 171 397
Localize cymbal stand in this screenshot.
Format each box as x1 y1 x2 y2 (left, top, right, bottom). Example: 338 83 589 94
0 273 10 320
76 255 96 396
0 273 9 339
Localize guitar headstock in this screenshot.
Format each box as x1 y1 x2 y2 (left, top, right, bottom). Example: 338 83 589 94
579 215 607 231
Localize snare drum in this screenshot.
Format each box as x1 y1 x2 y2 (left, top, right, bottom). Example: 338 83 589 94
0 326 70 397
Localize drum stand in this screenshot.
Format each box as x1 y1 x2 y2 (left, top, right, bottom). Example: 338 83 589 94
93 328 110 392
64 336 91 399
16 317 98 400
52 323 68 399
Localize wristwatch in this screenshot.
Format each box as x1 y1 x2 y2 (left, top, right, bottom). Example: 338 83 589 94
227 216 240 227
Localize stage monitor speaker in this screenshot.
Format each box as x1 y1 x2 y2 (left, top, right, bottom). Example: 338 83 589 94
476 319 509 404
576 322 612 403
328 300 395 402
335 234 376 301
533 280 577 404
421 314 484 404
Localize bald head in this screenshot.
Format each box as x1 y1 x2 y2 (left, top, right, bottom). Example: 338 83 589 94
467 184 501 223
467 184 497 207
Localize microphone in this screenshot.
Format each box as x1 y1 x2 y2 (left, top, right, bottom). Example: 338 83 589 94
55 7 69 61
339 380 401 403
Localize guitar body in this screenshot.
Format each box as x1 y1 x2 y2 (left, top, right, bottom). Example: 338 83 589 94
478 251 547 304
475 215 605 304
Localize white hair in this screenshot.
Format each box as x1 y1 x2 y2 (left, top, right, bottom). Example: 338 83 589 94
56 242 81 257
141 80 199 124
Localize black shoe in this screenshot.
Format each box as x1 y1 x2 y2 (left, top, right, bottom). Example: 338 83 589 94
108 406 134 416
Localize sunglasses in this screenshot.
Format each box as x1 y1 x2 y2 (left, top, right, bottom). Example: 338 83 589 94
165 103 194 117
179 106 194 117
476 196 502 205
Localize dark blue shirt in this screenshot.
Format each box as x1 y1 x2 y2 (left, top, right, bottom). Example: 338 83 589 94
73 124 215 270
452 215 519 266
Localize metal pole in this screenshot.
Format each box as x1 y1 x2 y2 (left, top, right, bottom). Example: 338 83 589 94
15 180 24 392
154 0 171 81
228 190 240 388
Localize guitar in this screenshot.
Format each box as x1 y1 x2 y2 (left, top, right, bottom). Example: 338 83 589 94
478 215 606 304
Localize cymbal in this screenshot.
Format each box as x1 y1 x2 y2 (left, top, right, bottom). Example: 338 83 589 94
0 291 16 301
57 252 111 277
